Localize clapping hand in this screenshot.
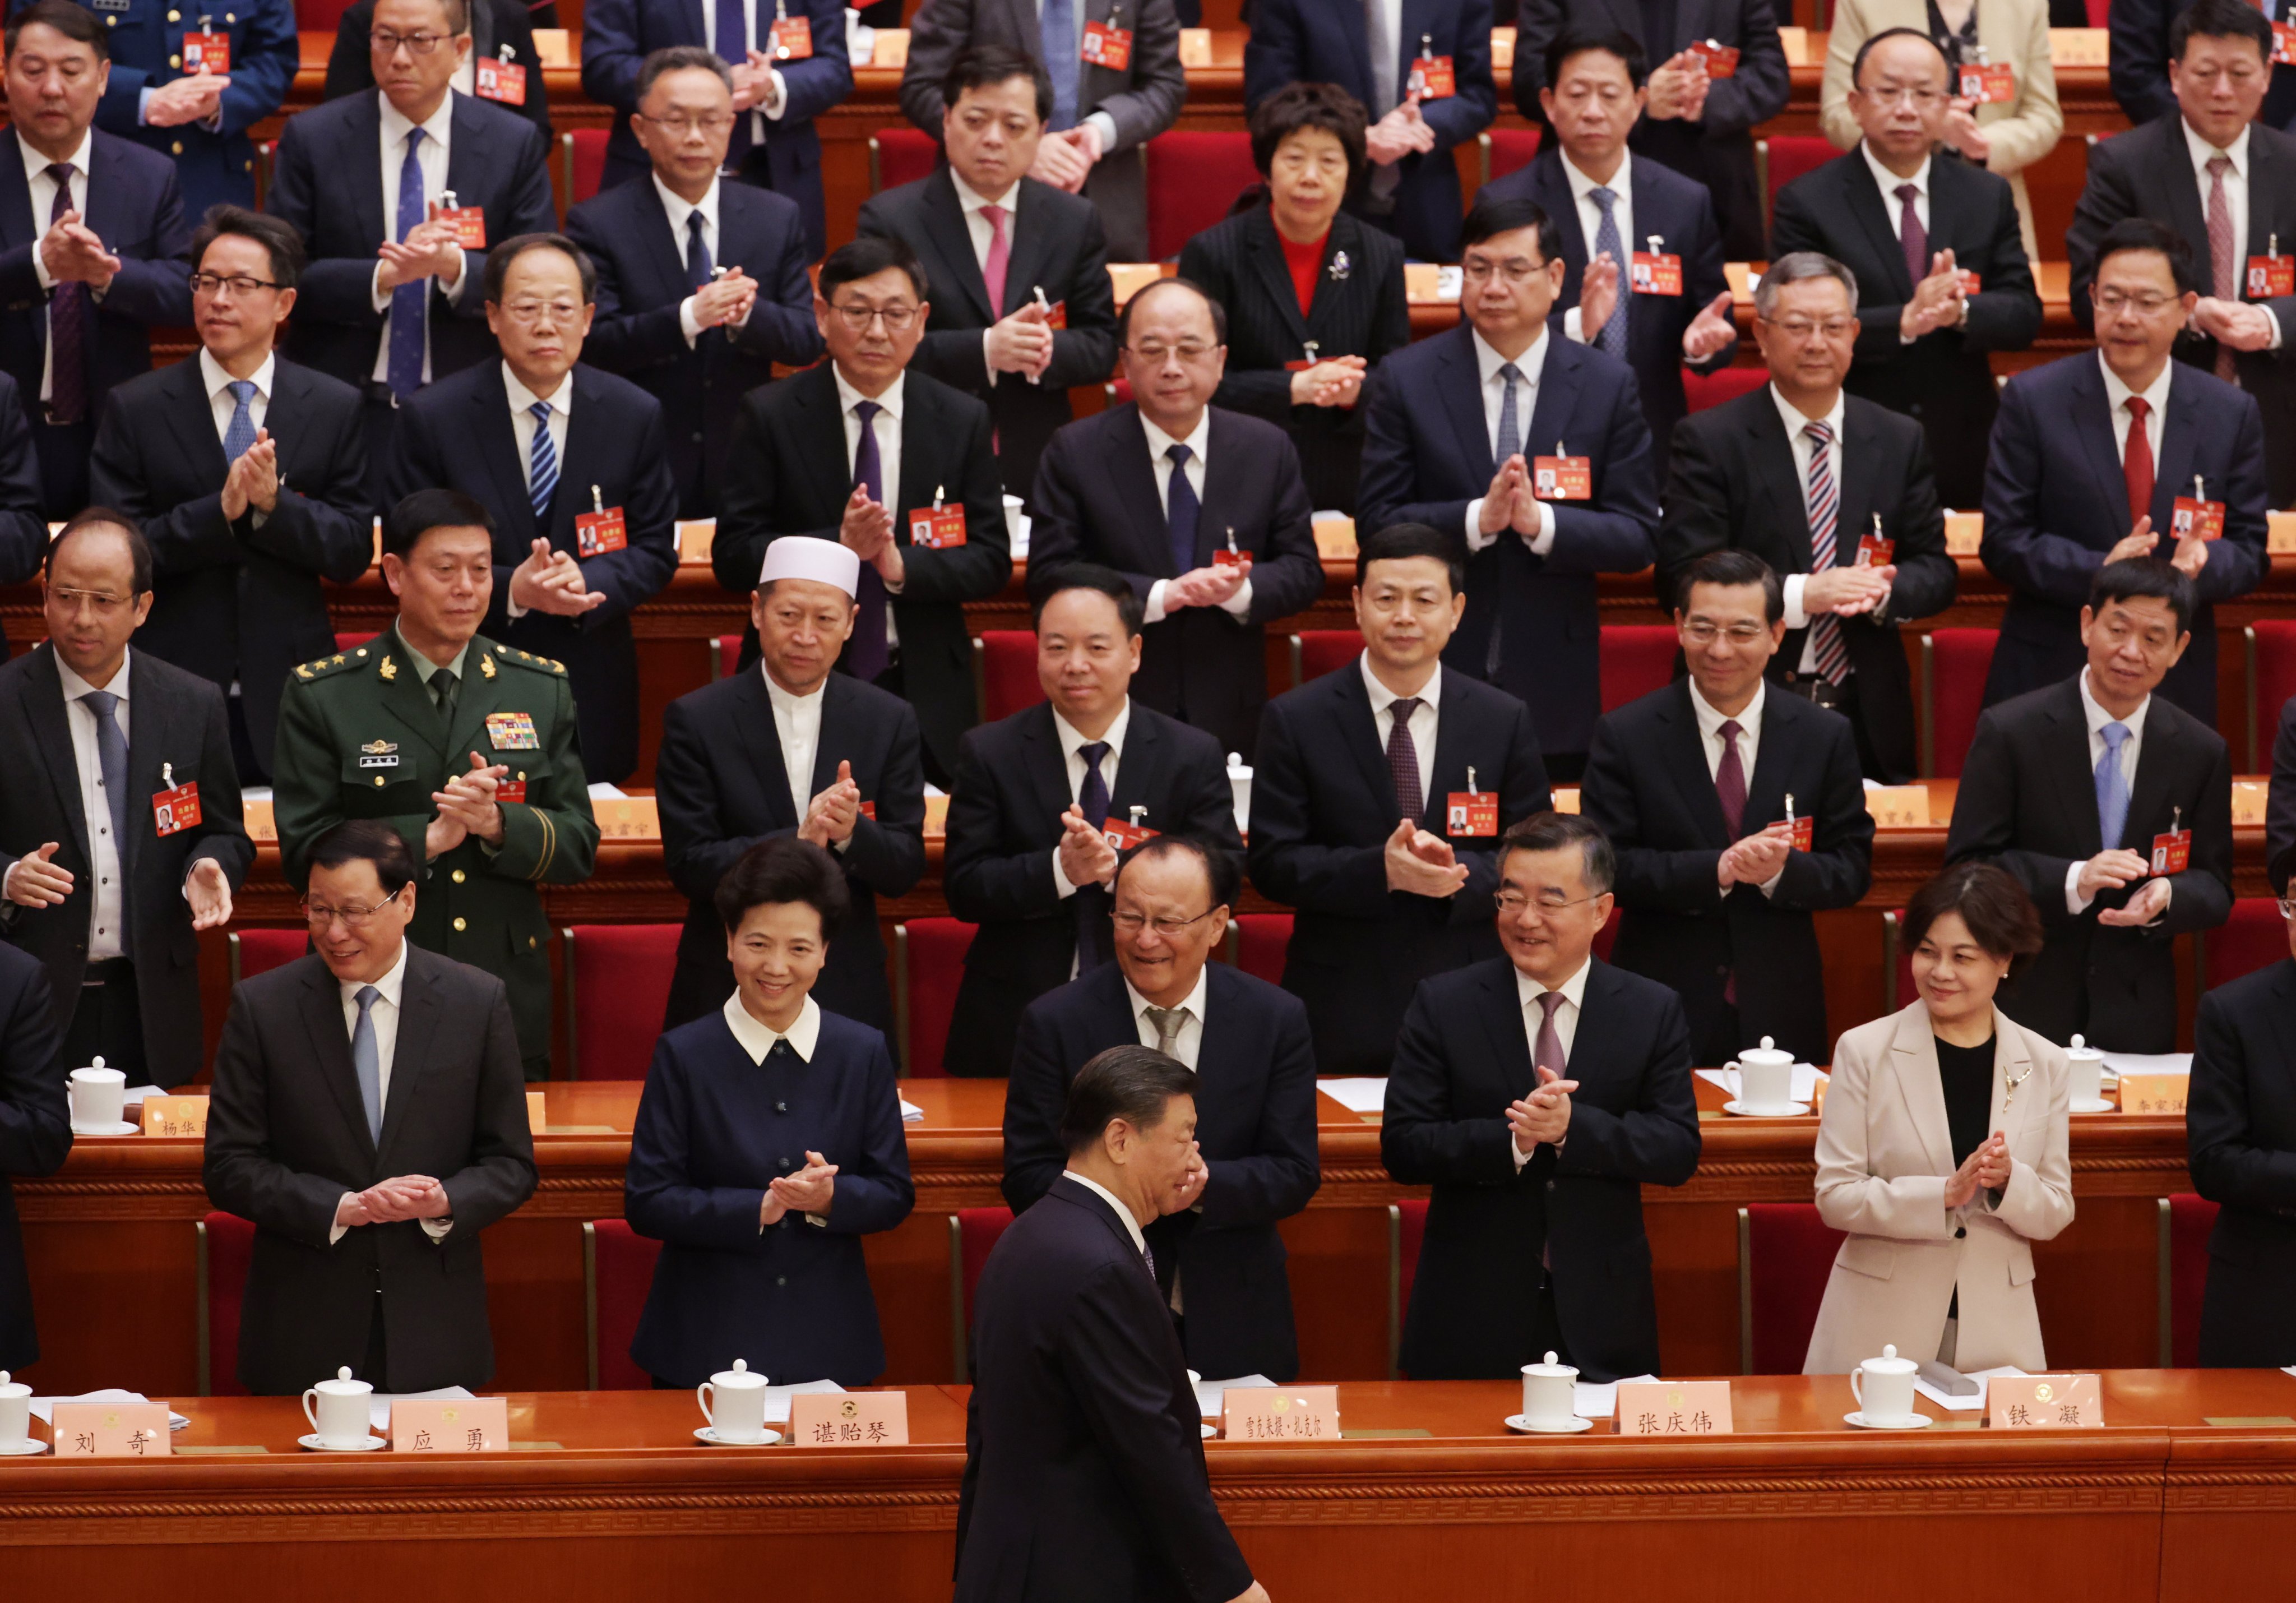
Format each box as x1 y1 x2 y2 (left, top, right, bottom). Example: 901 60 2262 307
1900 249 1968 340
1058 804 1119 889
39 210 121 290
186 858 234 931
1508 1065 1578 1152
431 751 511 853
801 760 863 847
144 71 230 127
1384 817 1469 897
2098 874 2173 927
1683 291 1737 359
4 841 73 908
220 427 280 521
338 1175 448 1227
766 1150 839 1222
1288 354 1367 408
1164 562 1249 612
510 536 603 617
1364 95 1436 165
987 298 1057 378
691 267 756 330
1945 1132 2010 1208
1718 820 1794 888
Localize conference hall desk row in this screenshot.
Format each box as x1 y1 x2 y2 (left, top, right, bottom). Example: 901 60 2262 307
6 1373 2294 1603
17 1075 2200 1411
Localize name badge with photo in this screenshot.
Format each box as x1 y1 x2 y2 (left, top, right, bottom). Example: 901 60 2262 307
1689 38 1739 76
1631 250 1683 296
1532 452 1591 500
475 56 528 103
1081 18 1132 68
152 779 202 837
2248 252 2294 297
1957 61 2015 103
1408 53 1456 97
182 30 230 72
433 197 487 249
769 13 813 58
909 504 967 549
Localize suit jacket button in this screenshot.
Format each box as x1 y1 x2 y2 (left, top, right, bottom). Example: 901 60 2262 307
1545 1180 1556 1191
169 52 182 66
528 935 538 949
776 1276 788 1286
452 916 467 931
451 869 466 884
776 1101 788 1112
167 8 179 19
692 432 704 443
1954 1226 1966 1239
170 140 183 154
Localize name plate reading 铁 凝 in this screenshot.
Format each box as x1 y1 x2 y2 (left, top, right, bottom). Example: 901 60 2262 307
1221 1385 1341 1442
789 1391 910 1446
1989 1374 2102 1429
391 1396 510 1452
1615 1380 1734 1435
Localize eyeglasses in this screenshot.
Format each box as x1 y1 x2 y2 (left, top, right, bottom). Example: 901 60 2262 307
1857 85 1946 108
2279 896 2296 921
499 299 584 326
1127 341 1215 363
2094 288 2179 316
1763 316 1858 340
1493 889 1604 917
1461 260 1545 284
189 271 280 296
1679 621 1772 645
299 893 401 929
1111 907 1220 939
372 28 453 54
636 111 736 137
829 301 918 331
46 585 133 615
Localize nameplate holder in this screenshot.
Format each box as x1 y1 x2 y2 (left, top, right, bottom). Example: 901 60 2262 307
1222 1384 1340 1442
526 1092 548 1133
1615 1380 1734 1435
1943 510 1983 555
52 1401 172 1457
789 1391 910 1446
1864 785 1931 829
142 1095 209 1138
1988 1374 2101 1429
391 1396 510 1452
2118 1073 2187 1116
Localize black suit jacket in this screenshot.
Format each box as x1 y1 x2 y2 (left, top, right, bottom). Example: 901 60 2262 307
1580 682 1874 1065
1943 676 2234 1052
1028 404 1322 761
0 645 252 1088
2188 957 2296 1366
325 0 555 142
266 89 557 391
1175 204 1411 515
1383 955 1700 1380
1004 962 1321 1381
941 701 1240 1078
0 941 66 1371
89 355 374 772
953 1174 1255 1603
2111 1 2296 153
2266 696 2296 894
714 362 1010 782
654 668 927 1037
0 370 50 648
856 170 1118 503
1656 386 1955 780
387 361 681 784
1769 149 2041 511
566 174 824 518
1480 146 1737 480
1248 661 1553 1077
2067 114 2296 507
202 945 539 1396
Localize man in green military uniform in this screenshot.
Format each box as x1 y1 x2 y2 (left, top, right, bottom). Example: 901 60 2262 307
271 488 599 1079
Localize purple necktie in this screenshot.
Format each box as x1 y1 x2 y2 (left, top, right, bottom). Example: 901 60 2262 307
1533 990 1567 1077
848 400 890 682
1386 696 1424 822
715 0 753 161
1075 740 1112 972
46 164 86 426
1895 183 1927 293
1716 718 1746 1003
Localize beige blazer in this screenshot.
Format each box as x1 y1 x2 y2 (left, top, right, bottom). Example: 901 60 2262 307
1802 1001 2074 1375
1817 0 2063 264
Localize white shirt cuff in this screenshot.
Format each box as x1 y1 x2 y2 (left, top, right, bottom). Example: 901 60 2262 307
1051 847 1080 899
983 327 999 386
680 294 703 346
330 1193 357 1245
1512 1135 1533 1170
137 86 154 124
2066 860 2092 916
1526 501 1557 556
1220 576 1255 620
33 246 54 293
506 595 529 620
804 1210 828 1226
1562 306 1586 343
2268 308 2285 351
1757 865 1784 897
1783 572 1811 630
1142 578 1170 624
441 251 469 301
1084 110 1119 156
372 261 391 315
422 1217 453 1241
762 68 789 120
1465 500 1497 552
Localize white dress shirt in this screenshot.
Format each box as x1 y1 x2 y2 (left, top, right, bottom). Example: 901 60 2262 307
1359 654 1438 808
1511 958 1589 1167
2099 351 2174 478
505 362 573 495
2068 666 2160 917
2182 117 2281 347
1687 677 1783 895
832 365 905 645
721 990 830 1229
1063 1167 1151 1256
199 347 274 444
372 94 469 385
1770 383 1878 671
1558 148 1633 346
327 940 453 1244
1462 327 1558 555
1137 409 1254 625
24 128 94 404
1862 143 1930 236
656 173 754 345
55 652 130 962
698 0 791 142
1048 698 1131 900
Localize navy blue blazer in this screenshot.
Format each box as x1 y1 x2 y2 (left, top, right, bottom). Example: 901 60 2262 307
2111 0 2296 145
1004 962 1321 1382
1242 0 1496 262
1979 352 2269 726
387 361 681 785
566 174 823 519
580 0 852 260
2188 957 2296 1367
266 89 558 393
1357 322 1660 756
1480 146 1735 479
624 1003 916 1388
0 940 66 1372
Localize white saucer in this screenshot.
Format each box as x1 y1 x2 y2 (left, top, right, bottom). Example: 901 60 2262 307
1505 1413 1596 1434
695 1426 781 1447
1723 1100 1811 1118
70 1120 140 1137
1200 1422 1217 1439
1844 1411 1929 1431
2068 1097 2116 1114
298 1432 387 1452
0 1436 51 1456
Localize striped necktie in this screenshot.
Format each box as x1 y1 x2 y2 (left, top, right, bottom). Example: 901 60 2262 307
1803 420 1848 685
527 399 558 523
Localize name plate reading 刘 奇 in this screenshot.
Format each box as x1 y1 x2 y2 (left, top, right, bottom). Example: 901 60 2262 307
1988 1374 2102 1429
789 1391 910 1447
141 1094 209 1137
1615 1380 1734 1435
1222 1385 1340 1442
391 1396 510 1452
51 1401 171 1457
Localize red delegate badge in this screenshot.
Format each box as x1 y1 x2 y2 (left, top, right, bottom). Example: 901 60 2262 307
1533 448 1591 501
182 30 229 72
152 765 202 837
1103 810 1157 852
475 55 527 104
769 14 813 58
909 487 967 548
1781 795 1814 852
2274 20 2296 64
1081 18 1132 69
2151 809 2191 875
1213 526 1252 571
1957 269 1983 294
1631 248 1683 296
2248 253 2294 297
497 777 528 805
1408 53 1456 98
1689 38 1739 76
575 489 628 557
1857 514 1894 566
2173 477 2225 542
1446 768 1498 838
1957 62 2015 103
433 193 486 249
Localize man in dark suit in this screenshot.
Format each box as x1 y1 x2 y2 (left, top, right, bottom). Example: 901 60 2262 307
943 569 1241 1079
0 942 65 1373
566 48 822 520
1249 522 1553 1078
1581 550 1873 1066
388 234 681 786
1515 0 1790 260
1945 558 2235 1053
1657 251 1956 783
0 2 194 520
2188 918 2296 1366
1243 0 1497 263
2070 0 2296 509
715 234 1009 789
655 537 927 1038
266 0 558 499
1482 31 1737 481
2268 695 2296 893
1005 834 1320 1382
203 819 539 1395
1029 278 1322 762
1982 220 2269 724
0 513 251 1091
955 1046 1264 1603
1769 28 2041 512
859 45 1117 503
90 207 374 784
2111 0 2296 135
327 0 556 145
1358 195 1659 777
903 0 1186 264
581 0 850 260
1384 810 1701 1380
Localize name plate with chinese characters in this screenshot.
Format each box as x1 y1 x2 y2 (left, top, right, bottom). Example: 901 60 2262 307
2118 1074 2188 1117
1222 1385 1340 1442
1864 786 1931 829
141 1095 209 1137
526 1092 548 1133
390 1396 510 1453
51 1401 171 1457
1615 1380 1734 1436
1988 1374 2102 1429
789 1391 910 1447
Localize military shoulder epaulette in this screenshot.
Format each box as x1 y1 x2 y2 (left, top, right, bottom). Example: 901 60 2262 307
290 645 375 682
486 641 568 676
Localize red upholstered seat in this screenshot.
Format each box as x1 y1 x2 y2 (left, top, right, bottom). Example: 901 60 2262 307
335 631 375 654
716 633 744 680
1739 1202 1846 1373
1288 630 1359 688
871 127 939 193
584 1219 665 1389
896 918 977 1076
1600 624 1678 713
1145 132 1261 261
1390 1198 1429 1378
295 0 356 30
1484 126 1542 184
1762 135 1837 224
564 925 682 1080
2164 1194 2221 1368
976 631 1044 722
1882 908 1916 1013
1683 366 1767 413
950 1205 1017 1374
2205 899 2288 992
1591 904 1620 963
1230 913 1292 983
228 927 309 986
198 1211 256 1396
564 129 609 207
1922 628 1998 778
2246 620 2296 769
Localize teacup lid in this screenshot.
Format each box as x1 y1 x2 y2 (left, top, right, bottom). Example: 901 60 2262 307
712 1357 767 1388
0 1369 27 1398
314 1364 372 1395
1738 1035 1794 1065
1521 1349 1578 1380
1862 1343 1919 1375
2066 1033 2104 1062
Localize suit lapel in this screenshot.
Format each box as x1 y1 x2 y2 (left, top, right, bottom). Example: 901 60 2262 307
1476 959 1536 1103
2153 367 2204 525
1841 157 1914 301
1746 394 1814 569
20 649 91 862
2149 119 2212 269
894 379 942 521
633 178 694 310
1107 408 1171 576
1434 326 1493 482
121 661 170 882
1742 693 1795 840
733 667 802 829
1196 411 1250 570
0 131 36 248
159 357 232 486
80 136 132 264
373 630 453 747
1243 207 1311 353
1988 1022 2037 1148
2065 354 2135 524
349 91 388 247
466 364 535 543
376 954 443 1163
1335 662 1400 817
1522 337 1585 463
795 366 856 516
1658 681 1734 847
1887 1005 1954 1176
1019 705 1076 838
809 673 850 798
2043 680 2105 856
1003 182 1061 323
1834 402 1880 564
2124 703 2181 853
1109 708 1160 823
922 173 996 323
300 964 379 1165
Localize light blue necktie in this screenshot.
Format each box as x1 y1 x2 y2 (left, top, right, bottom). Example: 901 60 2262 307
78 690 129 856
351 983 383 1144
1589 186 1630 361
386 128 428 399
2095 721 2132 852
527 399 558 524
1494 361 1524 464
223 379 258 463
1041 0 1079 130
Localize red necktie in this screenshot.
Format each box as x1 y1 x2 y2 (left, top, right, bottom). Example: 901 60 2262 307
1386 697 1424 821
980 203 1010 317
2124 397 2154 526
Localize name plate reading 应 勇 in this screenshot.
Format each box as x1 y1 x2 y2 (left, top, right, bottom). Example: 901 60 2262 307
2118 1073 2188 1116
391 1396 510 1452
1988 1374 2101 1429
789 1391 910 1446
52 1401 172 1457
141 1095 209 1137
1615 1380 1734 1435
1223 1385 1340 1442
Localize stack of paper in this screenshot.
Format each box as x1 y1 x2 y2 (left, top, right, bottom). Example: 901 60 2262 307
899 1099 924 1124
30 1390 190 1430
1572 1374 1656 1419
763 1380 845 1423
1317 1078 1388 1115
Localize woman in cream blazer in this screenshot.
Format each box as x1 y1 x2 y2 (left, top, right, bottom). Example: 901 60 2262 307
1819 0 2063 262
1804 864 2074 1374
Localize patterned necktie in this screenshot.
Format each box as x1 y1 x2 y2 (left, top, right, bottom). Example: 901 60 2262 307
45 163 86 425
715 0 753 159
1164 444 1200 576
1077 739 1111 829
848 399 890 681
351 983 383 1143
223 379 258 463
1589 186 1629 361
980 203 1010 316
2124 397 2154 526
526 399 558 523
2096 721 2132 852
1145 1005 1186 1059
1714 718 1747 839
1363 0 1399 117
1075 738 1112 972
1803 420 1848 685
2206 154 2238 381
1041 0 1078 129
387 130 428 399
1895 182 1927 292
1532 990 1567 1077
78 690 129 858
685 210 713 293
1494 361 1524 464
1385 696 1424 822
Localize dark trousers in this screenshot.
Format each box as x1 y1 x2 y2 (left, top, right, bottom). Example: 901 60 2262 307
1530 1268 1571 1368
63 957 151 1085
869 655 955 791
358 1291 389 1387
34 417 91 521
362 387 401 510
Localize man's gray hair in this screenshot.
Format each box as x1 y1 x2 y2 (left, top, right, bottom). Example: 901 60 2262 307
637 45 735 103
1753 251 1860 319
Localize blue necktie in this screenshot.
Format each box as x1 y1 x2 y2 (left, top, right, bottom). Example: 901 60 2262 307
848 400 890 682
1042 0 1079 130
2095 721 2132 852
1589 186 1630 361
351 983 383 1144
527 399 558 524
1494 361 1524 463
1075 739 1111 971
78 690 129 859
1164 443 1199 576
715 0 754 161
387 128 427 400
223 379 258 463
685 210 714 293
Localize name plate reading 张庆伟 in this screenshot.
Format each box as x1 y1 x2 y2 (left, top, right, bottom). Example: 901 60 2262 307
1614 1380 1734 1435
789 1391 910 1446
1988 1374 2102 1429
391 1396 510 1452
1222 1385 1341 1442
51 1401 172 1457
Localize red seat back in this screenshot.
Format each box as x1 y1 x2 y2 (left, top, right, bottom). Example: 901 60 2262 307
1600 624 1679 713
2167 1193 2221 1368
1485 126 1542 183
897 917 977 1077
2247 620 2296 769
872 127 940 192
1764 135 1838 223
229 927 309 986
1230 913 1292 983
1591 904 1620 963
199 1211 256 1396
1743 1202 1847 1374
565 129 610 207
1683 367 1767 413
586 1219 665 1389
1924 628 1999 778
295 0 356 30
566 925 682 1080
1145 132 1261 261
1291 630 1359 687
2205 898 2288 992
979 631 1045 722
2085 0 2109 25
957 1205 1015 1329
335 631 376 655
716 633 744 680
